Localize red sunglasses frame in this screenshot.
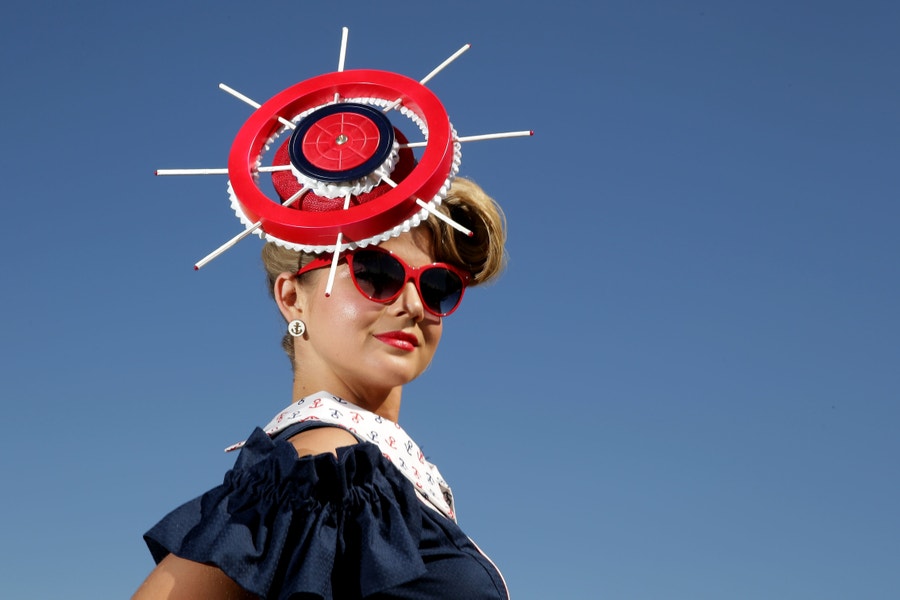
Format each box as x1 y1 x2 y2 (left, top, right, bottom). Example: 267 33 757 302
296 246 472 316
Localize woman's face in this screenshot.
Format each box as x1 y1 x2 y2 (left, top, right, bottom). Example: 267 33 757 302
293 231 444 403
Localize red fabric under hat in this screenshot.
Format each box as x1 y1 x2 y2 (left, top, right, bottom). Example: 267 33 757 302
270 127 417 212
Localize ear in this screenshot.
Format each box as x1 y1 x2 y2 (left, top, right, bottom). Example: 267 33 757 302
273 272 305 323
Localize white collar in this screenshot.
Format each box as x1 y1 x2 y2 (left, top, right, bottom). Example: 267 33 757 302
227 391 456 521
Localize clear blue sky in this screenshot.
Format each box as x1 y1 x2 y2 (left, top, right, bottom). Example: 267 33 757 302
2 1 899 598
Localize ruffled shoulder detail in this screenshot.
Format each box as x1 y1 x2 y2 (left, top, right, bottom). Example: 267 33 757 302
144 428 427 599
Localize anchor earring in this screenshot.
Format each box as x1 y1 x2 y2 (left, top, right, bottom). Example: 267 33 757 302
287 319 307 337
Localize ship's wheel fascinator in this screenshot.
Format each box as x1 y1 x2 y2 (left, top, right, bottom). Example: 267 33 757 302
156 27 532 293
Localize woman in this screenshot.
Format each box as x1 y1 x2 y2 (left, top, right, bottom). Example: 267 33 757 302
134 177 510 599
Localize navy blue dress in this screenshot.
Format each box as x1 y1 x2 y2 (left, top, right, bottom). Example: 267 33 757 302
144 423 508 599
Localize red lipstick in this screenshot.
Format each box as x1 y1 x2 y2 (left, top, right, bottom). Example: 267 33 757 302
375 331 419 351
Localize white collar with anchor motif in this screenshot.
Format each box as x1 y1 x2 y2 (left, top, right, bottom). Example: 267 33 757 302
226 391 456 521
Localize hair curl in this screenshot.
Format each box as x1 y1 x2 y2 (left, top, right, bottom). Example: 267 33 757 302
262 177 507 359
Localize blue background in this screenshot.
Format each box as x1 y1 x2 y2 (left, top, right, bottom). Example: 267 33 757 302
1 1 898 598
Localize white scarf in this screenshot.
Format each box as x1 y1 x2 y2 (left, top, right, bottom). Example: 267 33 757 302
226 391 456 521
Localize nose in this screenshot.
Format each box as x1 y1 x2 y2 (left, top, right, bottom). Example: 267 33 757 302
396 280 426 321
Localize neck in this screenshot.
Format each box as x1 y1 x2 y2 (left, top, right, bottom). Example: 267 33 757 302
291 379 403 422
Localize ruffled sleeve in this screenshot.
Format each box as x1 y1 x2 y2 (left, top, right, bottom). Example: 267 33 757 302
144 428 427 599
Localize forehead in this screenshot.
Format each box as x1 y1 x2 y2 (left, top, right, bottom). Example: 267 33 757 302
377 230 435 265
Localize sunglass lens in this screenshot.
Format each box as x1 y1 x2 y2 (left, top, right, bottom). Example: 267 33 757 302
419 268 463 315
352 250 405 300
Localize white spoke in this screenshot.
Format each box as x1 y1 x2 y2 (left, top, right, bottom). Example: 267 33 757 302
324 234 342 297
384 43 470 112
155 168 229 176
156 164 293 175
334 27 350 103
337 27 349 72
414 198 472 237
382 177 472 237
194 186 307 270
323 192 353 296
219 83 295 130
401 130 534 149
420 43 470 86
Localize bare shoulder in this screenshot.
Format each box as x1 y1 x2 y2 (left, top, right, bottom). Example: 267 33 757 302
288 426 359 457
132 554 256 599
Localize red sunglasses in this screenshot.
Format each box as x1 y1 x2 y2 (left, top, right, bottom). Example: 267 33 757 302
296 246 471 316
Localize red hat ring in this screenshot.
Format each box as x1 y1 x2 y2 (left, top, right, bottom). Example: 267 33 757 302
156 28 531 270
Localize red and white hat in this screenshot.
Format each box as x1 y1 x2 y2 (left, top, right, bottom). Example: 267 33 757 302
157 28 531 270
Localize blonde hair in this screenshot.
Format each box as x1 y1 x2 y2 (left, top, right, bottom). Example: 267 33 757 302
262 177 507 358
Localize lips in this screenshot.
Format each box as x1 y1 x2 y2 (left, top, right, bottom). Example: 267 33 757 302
374 331 419 351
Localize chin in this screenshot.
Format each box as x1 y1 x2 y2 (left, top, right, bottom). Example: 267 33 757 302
371 365 427 389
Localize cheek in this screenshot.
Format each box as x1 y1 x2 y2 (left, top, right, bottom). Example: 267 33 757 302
327 286 380 324
424 321 443 348
334 298 362 321
308 270 375 320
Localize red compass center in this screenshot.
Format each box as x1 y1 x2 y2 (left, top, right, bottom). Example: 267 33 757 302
302 111 381 171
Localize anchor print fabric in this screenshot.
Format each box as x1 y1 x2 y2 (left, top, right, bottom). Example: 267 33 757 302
226 391 456 521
